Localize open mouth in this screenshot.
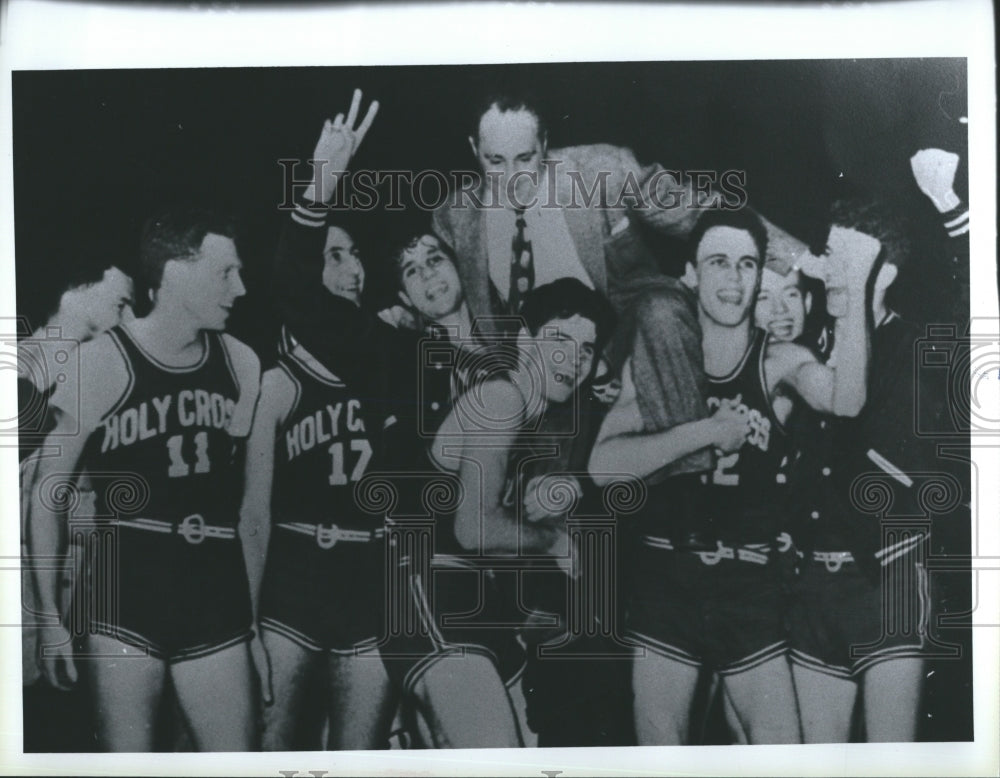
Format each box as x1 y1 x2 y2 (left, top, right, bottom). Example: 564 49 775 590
717 290 743 305
425 282 448 300
768 319 795 338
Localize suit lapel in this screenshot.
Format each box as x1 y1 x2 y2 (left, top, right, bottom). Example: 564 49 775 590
556 157 608 293
452 205 504 334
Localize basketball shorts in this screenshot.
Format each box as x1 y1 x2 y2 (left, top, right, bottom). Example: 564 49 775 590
76 516 252 662
259 521 385 654
788 548 929 678
626 534 789 675
380 554 526 695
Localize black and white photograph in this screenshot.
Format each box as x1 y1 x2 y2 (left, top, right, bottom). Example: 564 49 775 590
1 0 997 775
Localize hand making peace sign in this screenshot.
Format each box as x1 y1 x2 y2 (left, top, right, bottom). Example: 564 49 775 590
307 88 380 204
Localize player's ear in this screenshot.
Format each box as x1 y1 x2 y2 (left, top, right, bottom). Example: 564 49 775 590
804 291 813 315
468 135 479 159
874 262 898 293
681 262 698 289
539 130 548 156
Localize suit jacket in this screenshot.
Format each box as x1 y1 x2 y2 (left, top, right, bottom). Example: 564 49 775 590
432 144 702 333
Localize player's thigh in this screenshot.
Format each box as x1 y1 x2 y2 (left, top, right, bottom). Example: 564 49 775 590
260 629 323 750
631 650 701 745
326 649 397 750
412 652 521 749
862 657 924 742
171 641 257 751
721 655 801 744
791 663 857 743
85 632 167 752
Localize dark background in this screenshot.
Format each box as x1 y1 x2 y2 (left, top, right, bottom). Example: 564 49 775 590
14 59 968 357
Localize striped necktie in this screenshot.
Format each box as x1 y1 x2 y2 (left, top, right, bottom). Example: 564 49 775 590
508 207 534 314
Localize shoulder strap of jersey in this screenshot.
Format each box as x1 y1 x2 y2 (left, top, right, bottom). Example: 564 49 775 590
99 327 138 422
273 357 304 436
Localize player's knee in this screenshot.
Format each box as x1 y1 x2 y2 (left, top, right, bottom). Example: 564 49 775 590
413 653 502 707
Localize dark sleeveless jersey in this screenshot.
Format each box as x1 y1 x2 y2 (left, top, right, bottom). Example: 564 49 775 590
704 327 789 543
81 326 243 527
271 349 378 530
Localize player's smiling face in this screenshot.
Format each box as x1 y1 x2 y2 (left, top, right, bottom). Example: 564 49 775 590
531 314 597 404
693 226 762 327
171 233 246 331
398 235 463 321
755 268 807 342
322 226 364 306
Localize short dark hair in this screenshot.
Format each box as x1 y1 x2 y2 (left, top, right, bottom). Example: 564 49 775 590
519 278 616 354
139 209 236 291
35 255 130 326
828 198 911 270
470 89 548 144
688 208 769 266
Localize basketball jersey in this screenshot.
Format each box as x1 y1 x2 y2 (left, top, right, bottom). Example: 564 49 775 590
82 326 243 527
704 327 789 543
271 348 378 530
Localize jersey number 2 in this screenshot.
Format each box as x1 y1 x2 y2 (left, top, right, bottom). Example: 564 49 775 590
328 439 373 486
166 431 210 477
712 451 740 486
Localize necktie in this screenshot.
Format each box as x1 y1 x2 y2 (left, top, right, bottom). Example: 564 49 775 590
508 208 534 314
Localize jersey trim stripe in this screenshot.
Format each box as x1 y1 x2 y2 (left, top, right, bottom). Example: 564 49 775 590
217 333 241 396
116 324 212 374
100 329 137 423
275 360 303 436
707 327 762 384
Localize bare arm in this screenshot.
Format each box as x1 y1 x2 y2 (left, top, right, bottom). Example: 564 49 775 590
28 409 89 689
780 226 879 416
239 369 291 625
588 359 749 487
439 381 560 554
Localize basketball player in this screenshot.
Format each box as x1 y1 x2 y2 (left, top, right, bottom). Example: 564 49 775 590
590 208 876 744
382 278 615 748
242 224 396 750
19 257 134 752
787 199 941 742
29 211 261 751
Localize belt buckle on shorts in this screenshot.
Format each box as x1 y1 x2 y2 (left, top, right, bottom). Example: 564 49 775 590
316 524 339 550
178 514 206 545
823 552 848 573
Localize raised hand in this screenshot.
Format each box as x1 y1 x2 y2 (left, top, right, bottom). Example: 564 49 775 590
910 148 961 213
828 226 882 290
307 88 380 204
